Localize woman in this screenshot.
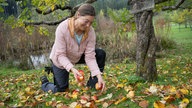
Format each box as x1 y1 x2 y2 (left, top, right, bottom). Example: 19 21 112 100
40 4 106 93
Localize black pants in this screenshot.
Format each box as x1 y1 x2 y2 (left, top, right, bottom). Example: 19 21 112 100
52 48 106 92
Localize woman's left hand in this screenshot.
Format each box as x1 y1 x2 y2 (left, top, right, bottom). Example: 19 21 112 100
96 73 105 92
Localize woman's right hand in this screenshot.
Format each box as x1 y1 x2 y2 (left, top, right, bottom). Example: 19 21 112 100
70 67 82 82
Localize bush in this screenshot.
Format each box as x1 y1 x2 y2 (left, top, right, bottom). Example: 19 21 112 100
154 16 177 51
156 35 177 51
0 22 54 70
96 32 137 63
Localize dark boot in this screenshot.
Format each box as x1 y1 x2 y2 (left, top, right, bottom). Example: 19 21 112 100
40 75 49 84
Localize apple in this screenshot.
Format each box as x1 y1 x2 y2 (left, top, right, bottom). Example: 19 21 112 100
77 70 84 82
95 83 103 90
78 70 84 75
72 89 79 95
80 95 89 101
77 75 84 82
91 95 98 101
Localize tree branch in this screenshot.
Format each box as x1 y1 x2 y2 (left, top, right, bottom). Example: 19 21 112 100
162 0 186 11
155 0 169 4
24 0 97 26
85 0 97 3
24 16 70 26
36 5 72 15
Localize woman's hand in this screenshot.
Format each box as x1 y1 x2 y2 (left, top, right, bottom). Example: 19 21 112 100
70 67 82 82
96 73 105 92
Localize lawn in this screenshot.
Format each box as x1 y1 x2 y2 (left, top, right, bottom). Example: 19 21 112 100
0 25 191 108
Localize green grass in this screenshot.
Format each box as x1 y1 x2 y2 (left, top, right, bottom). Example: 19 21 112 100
0 25 191 108
170 24 192 55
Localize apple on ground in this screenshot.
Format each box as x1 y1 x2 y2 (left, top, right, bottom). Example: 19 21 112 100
91 95 98 101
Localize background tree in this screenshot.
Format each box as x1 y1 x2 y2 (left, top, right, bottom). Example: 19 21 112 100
127 0 188 81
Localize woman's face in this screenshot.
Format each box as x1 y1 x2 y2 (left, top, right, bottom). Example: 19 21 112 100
76 14 95 31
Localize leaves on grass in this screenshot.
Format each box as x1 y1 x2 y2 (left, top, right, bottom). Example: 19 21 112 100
0 58 191 107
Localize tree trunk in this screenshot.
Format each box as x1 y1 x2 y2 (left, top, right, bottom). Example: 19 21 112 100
134 10 157 81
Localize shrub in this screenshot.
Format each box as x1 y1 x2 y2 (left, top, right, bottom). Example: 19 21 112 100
96 32 137 63
154 16 177 51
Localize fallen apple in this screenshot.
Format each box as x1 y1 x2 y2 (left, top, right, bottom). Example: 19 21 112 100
72 89 79 95
95 83 103 90
91 95 98 101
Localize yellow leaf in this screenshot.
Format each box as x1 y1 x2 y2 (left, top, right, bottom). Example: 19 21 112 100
181 98 189 104
75 104 82 108
114 97 127 105
71 94 78 99
5 82 9 86
35 94 44 102
51 5 55 10
179 89 189 95
153 101 165 108
46 101 52 106
124 85 133 92
20 96 30 103
117 84 124 88
25 87 31 92
169 86 176 94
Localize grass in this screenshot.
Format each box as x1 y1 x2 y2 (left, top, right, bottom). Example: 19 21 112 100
0 25 191 108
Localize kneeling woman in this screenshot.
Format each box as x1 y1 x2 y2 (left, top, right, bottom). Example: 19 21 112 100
41 4 106 93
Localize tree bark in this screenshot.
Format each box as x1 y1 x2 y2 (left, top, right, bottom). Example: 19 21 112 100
134 10 157 81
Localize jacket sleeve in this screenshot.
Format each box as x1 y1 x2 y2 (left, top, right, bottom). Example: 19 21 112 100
84 28 101 77
54 23 74 72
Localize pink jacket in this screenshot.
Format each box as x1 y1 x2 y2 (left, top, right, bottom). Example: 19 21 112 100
50 18 101 77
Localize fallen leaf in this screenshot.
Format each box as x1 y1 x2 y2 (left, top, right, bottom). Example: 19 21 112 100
34 94 44 102
163 95 175 103
179 103 188 108
0 102 4 106
69 102 77 108
124 85 133 92
96 93 112 102
75 104 82 108
102 102 109 108
169 86 176 94
114 97 127 105
126 90 135 99
139 100 148 108
153 101 165 108
179 89 189 95
116 84 124 88
85 102 91 107
165 104 177 108
80 99 87 104
148 85 158 94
